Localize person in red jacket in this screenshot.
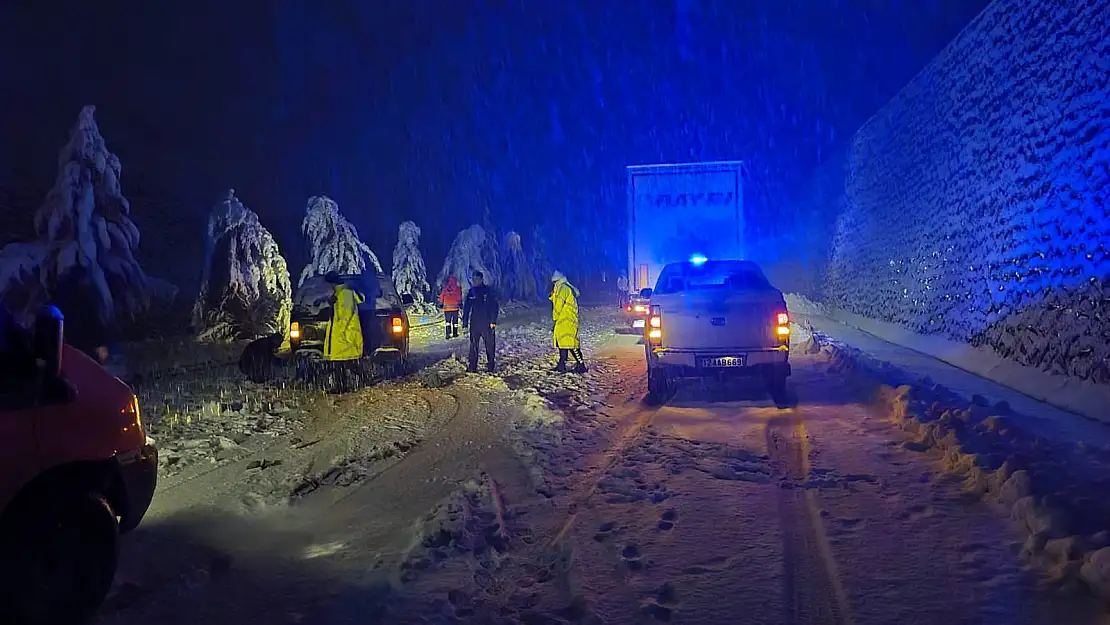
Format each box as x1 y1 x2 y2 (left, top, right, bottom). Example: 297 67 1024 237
439 276 463 339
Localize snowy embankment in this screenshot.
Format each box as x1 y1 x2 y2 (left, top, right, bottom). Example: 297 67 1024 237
796 322 1110 604
784 295 1110 425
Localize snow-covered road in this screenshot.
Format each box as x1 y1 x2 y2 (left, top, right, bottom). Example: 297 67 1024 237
94 309 1110 624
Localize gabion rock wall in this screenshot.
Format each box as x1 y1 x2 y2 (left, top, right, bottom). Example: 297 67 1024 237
822 0 1110 384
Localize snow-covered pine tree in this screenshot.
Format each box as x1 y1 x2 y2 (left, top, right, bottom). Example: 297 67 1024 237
33 105 154 326
438 225 500 291
391 220 432 312
481 205 501 287
531 224 555 299
298 195 381 287
501 231 537 301
192 189 293 341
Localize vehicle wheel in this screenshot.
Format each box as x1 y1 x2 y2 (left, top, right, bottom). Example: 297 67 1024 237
765 368 788 402
645 348 670 405
0 492 120 625
240 335 280 383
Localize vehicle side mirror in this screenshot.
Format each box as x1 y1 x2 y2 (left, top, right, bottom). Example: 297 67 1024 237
34 305 64 379
639 288 653 298
401 294 415 306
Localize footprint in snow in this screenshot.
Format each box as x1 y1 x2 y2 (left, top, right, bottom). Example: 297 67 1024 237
902 503 936 521
641 581 679 621
621 544 644 570
594 521 617 542
657 509 678 531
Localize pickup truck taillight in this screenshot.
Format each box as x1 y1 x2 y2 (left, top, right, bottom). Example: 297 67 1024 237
775 312 790 342
289 321 301 340
391 317 404 334
647 306 663 342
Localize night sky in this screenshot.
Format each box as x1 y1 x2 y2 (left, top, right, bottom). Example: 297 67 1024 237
0 0 989 292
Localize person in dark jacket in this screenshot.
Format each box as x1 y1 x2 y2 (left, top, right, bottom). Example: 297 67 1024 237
461 271 498 373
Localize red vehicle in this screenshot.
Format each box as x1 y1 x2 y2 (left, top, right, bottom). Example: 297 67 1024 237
0 305 157 624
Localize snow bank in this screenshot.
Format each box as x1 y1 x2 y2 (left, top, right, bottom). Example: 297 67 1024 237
798 0 1110 391
805 331 1110 603
786 293 1110 426
298 195 381 287
193 190 293 341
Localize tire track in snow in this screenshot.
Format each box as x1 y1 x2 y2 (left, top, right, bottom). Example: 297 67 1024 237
766 413 855 625
547 370 664 548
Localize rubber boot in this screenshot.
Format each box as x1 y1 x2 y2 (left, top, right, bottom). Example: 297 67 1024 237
572 362 587 374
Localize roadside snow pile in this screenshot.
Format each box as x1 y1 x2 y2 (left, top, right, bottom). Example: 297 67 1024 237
192 189 292 341
806 332 1110 604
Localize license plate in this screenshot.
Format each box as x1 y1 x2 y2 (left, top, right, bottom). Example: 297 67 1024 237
700 356 746 368
632 319 646 328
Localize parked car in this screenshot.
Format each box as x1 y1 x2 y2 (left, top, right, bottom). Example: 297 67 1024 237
0 305 157 624
643 258 791 402
622 287 653 331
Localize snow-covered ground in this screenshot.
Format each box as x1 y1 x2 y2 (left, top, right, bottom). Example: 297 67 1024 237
94 306 1110 624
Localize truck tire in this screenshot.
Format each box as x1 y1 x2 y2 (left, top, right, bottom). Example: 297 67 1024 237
645 347 672 405
1 492 120 625
765 367 788 403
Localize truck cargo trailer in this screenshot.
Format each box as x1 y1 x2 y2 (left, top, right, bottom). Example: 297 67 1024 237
626 161 746 293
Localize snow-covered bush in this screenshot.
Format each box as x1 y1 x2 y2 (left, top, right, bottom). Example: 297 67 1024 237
501 231 537 301
438 224 500 291
192 190 293 341
298 195 381 287
391 220 435 315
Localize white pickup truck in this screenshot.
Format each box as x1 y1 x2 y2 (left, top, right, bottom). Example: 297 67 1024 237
643 258 791 401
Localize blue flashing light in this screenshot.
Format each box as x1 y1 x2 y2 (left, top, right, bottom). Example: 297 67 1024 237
689 254 708 266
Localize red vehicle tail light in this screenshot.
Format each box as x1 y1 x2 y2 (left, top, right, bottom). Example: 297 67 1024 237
391 317 404 334
777 312 790 326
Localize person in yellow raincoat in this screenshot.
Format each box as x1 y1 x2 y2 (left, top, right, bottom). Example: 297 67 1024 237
323 271 366 389
550 270 587 373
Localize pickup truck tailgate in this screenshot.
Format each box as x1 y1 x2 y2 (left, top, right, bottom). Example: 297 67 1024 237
656 290 784 350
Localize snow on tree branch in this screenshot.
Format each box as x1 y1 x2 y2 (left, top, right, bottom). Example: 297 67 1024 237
0 241 49 321
193 189 292 341
501 230 538 301
30 105 154 325
392 220 432 312
298 195 381 286
438 224 501 291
